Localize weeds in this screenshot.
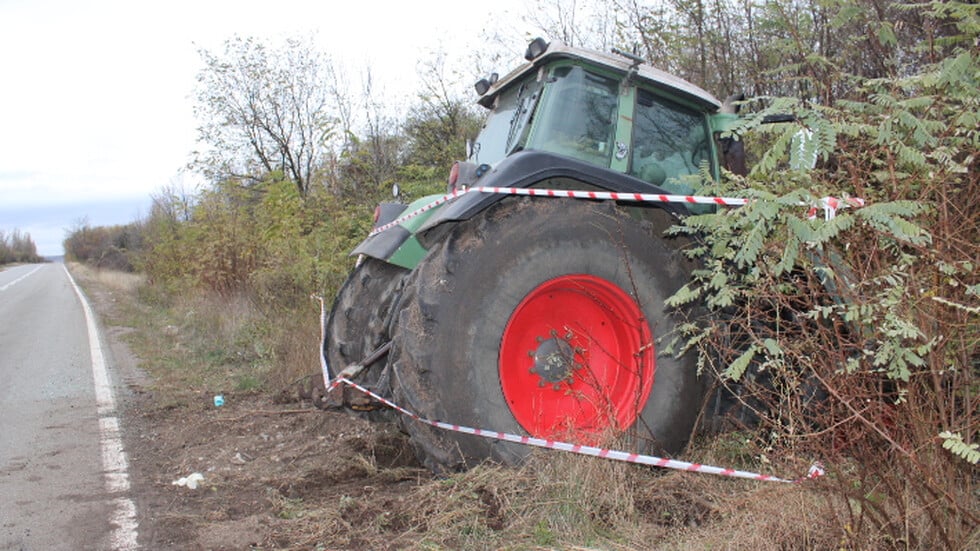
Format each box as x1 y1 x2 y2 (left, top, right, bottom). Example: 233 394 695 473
98 276 297 398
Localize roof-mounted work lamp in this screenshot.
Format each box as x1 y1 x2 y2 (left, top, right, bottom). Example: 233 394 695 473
524 37 549 61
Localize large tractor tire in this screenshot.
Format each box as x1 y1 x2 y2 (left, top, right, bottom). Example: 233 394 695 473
387 198 705 472
317 257 408 412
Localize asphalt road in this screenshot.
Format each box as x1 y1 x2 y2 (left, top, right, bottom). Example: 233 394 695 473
0 263 136 551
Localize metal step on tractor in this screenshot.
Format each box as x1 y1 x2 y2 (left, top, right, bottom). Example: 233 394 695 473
321 38 750 473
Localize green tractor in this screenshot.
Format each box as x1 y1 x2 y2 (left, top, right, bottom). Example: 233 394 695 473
323 38 747 472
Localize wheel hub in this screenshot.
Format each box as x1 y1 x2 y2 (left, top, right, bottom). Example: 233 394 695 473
528 332 582 386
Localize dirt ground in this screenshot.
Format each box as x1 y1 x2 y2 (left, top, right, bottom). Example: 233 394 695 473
123 389 423 550
79 272 435 550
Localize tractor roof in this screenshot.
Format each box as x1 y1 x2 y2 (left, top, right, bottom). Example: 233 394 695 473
478 40 721 111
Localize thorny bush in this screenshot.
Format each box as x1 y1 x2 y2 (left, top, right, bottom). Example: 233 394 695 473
667 14 978 550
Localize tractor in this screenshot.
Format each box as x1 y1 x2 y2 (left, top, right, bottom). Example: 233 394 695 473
322 38 748 473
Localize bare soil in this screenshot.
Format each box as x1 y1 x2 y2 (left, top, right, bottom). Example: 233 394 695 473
124 390 423 550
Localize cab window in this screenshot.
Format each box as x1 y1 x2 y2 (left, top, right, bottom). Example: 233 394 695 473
470 76 542 166
629 89 711 194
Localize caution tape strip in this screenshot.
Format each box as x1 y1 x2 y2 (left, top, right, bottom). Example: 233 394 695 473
369 185 865 238
368 186 751 237
326 375 824 484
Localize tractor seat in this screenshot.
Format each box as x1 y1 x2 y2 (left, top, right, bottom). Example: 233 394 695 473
636 161 666 186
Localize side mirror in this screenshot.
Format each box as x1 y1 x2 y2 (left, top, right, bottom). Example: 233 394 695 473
392 183 401 198
475 78 491 96
718 136 748 176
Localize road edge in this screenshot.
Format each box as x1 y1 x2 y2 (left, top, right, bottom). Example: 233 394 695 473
63 265 140 551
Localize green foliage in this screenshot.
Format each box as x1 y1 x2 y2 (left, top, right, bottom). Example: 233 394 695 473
612 0 970 104
402 90 483 170
666 4 978 547
940 431 980 465
532 520 557 546
332 132 406 198
138 173 374 306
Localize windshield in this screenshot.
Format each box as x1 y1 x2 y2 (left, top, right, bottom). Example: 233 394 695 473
526 66 619 167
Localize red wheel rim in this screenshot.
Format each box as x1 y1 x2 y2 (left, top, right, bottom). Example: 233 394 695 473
499 274 655 440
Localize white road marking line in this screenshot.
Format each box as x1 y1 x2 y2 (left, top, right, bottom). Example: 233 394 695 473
63 266 139 550
0 265 43 291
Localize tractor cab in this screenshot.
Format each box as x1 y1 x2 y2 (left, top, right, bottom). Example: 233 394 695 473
468 39 737 197
353 39 744 269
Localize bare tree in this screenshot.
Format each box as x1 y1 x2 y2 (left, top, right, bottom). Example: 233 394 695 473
193 35 337 196
402 53 483 169
524 0 622 51
336 68 405 194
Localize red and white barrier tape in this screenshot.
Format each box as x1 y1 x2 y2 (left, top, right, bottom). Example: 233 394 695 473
369 186 865 237
314 294 330 387
327 375 824 484
807 196 866 221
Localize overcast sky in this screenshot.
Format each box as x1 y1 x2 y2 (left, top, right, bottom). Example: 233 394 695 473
0 0 539 256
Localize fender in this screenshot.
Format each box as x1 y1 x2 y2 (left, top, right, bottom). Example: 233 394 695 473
351 193 443 269
353 150 697 268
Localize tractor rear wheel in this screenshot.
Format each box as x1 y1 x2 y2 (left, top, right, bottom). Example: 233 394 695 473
317 257 407 411
387 198 704 472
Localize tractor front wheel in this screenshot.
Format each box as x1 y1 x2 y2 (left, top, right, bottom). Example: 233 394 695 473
318 257 407 412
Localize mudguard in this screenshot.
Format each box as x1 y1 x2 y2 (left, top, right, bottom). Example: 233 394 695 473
351 194 443 269
353 150 694 268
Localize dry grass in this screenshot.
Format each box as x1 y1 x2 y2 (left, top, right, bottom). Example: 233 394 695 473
68 261 144 295
69 261 323 407
320 446 839 550
267 299 323 390
76 268 322 404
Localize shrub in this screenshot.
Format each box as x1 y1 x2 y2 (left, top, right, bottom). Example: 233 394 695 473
669 25 978 549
